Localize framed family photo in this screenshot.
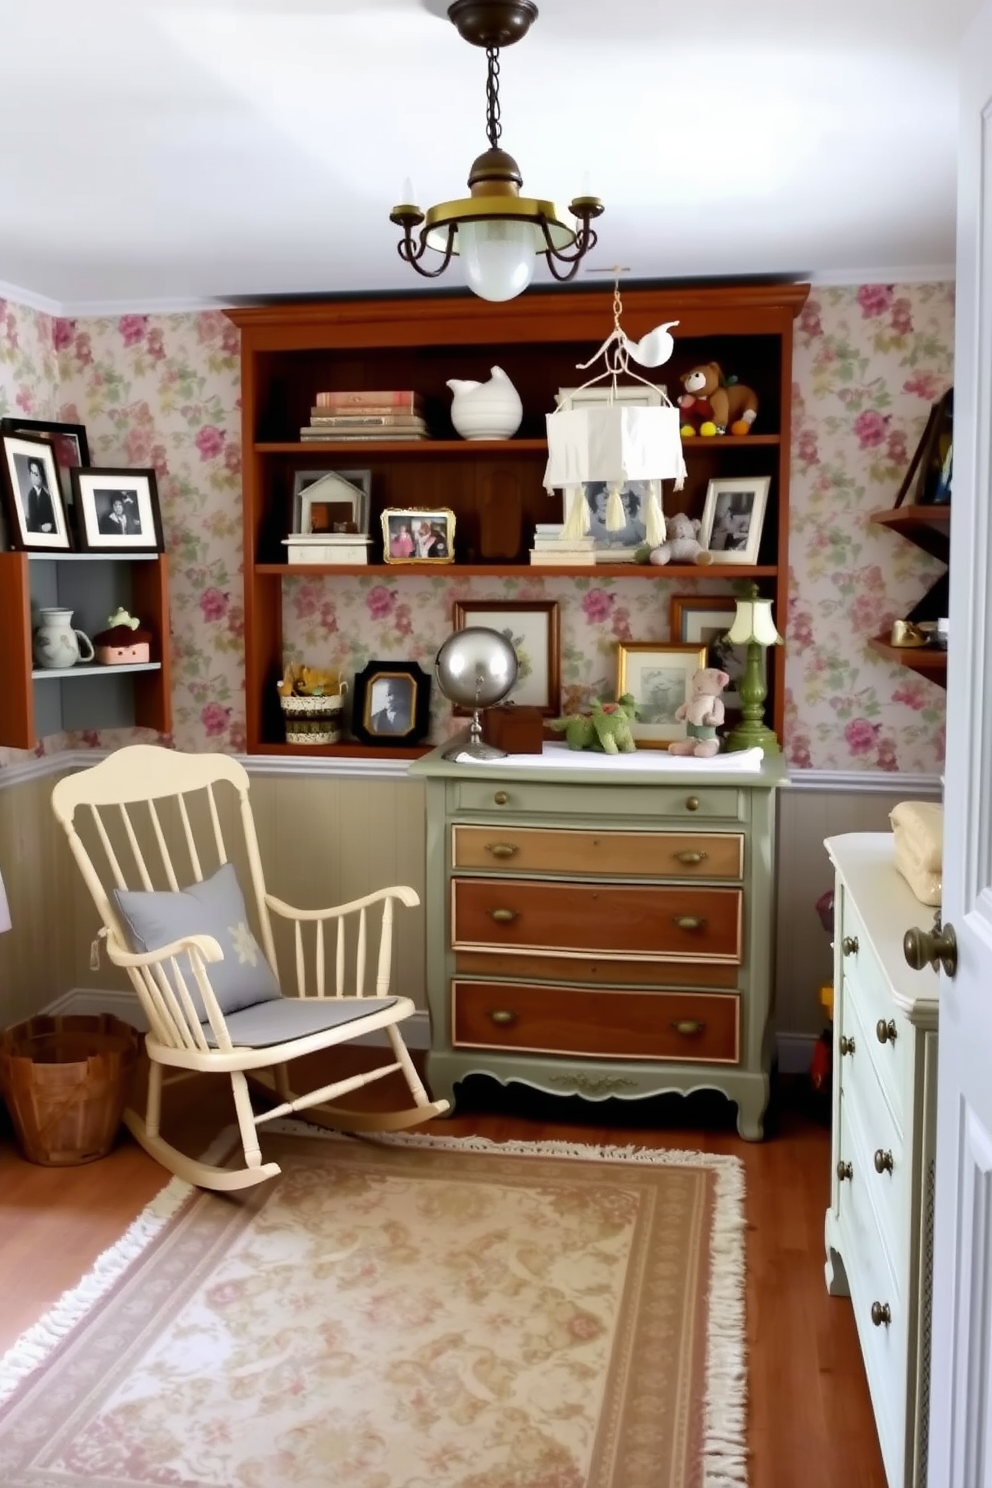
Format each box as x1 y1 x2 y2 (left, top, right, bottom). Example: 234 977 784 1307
700 476 771 565
556 384 664 561
382 507 455 563
0 433 72 550
350 660 431 746
670 594 746 711
452 599 560 715
0 417 90 506
70 468 164 554
616 641 707 747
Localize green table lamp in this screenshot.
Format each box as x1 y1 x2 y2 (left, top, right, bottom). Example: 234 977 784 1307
722 588 784 755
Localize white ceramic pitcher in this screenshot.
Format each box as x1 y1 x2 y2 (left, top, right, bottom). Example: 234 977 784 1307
33 608 95 669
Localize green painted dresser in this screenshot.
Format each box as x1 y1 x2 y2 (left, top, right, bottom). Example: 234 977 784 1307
408 747 789 1139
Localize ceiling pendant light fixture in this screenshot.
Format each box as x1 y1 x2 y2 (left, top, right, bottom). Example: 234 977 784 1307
390 1 604 302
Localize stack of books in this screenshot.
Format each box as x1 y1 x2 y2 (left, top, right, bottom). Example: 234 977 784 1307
300 390 428 442
529 523 597 566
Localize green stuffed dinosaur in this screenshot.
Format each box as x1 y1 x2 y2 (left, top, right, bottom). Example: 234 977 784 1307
548 694 638 754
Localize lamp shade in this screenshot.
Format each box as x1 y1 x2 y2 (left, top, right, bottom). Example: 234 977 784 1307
543 404 686 490
726 597 783 648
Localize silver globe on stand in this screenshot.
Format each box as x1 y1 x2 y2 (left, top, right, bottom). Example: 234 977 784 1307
434 627 519 761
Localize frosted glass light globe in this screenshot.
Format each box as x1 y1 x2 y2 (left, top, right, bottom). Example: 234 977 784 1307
458 219 537 302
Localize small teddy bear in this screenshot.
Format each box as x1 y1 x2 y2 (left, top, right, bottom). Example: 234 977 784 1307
548 694 638 754
679 362 759 436
668 667 730 758
649 511 714 567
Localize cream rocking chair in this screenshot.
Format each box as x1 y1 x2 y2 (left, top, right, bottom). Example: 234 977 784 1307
51 745 448 1191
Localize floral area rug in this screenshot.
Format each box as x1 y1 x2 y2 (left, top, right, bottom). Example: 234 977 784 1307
0 1125 747 1487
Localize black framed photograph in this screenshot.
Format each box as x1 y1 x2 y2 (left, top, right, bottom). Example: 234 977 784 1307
70 468 164 554
351 660 431 746
0 433 72 550
381 507 455 563
0 417 89 506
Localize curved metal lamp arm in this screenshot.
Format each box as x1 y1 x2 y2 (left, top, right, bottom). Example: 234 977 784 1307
539 203 604 282
389 213 457 278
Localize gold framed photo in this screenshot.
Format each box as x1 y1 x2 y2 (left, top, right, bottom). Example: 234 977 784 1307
381 507 455 563
616 641 707 747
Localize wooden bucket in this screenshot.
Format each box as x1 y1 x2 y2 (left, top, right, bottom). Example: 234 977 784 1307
0 1014 139 1166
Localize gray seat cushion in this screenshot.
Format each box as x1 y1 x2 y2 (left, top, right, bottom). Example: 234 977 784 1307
206 995 399 1049
114 861 282 1022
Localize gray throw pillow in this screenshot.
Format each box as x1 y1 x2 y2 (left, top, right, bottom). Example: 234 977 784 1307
114 860 282 1022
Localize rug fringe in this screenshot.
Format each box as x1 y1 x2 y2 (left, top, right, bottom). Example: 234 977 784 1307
0 1173 191 1407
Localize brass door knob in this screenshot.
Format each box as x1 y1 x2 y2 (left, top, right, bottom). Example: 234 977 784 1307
493 791 509 806
486 842 518 858
489 908 519 923
488 1009 517 1026
685 795 700 812
839 1034 856 1056
876 1018 898 1045
871 1301 891 1327
874 1148 894 1175
904 918 957 976
842 935 859 956
836 1160 853 1182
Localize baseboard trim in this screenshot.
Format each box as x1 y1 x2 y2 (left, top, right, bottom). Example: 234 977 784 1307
41 987 432 1050
775 1031 819 1076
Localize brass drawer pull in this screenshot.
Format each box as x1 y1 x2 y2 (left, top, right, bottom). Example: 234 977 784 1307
836 1160 853 1182
493 791 509 806
674 850 707 865
671 1019 705 1036
839 1034 856 1056
876 1018 897 1045
874 1148 894 1175
672 915 706 931
871 1302 891 1327
488 1009 517 1026
486 843 519 859
489 908 519 923
842 935 859 956
684 795 700 812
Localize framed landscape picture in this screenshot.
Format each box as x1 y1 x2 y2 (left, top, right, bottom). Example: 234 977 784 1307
452 599 560 716
615 640 707 747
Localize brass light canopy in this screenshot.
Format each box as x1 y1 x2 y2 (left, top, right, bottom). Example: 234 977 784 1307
390 0 604 301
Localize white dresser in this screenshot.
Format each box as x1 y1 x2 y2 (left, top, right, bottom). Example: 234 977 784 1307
824 833 940 1488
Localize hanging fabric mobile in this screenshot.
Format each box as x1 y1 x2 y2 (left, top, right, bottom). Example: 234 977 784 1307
543 278 687 548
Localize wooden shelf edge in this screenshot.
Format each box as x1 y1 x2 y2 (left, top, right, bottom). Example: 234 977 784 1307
868 635 948 682
254 434 783 455
869 505 951 531
257 562 780 579
249 741 432 760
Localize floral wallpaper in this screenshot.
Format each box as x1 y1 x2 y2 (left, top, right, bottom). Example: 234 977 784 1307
0 283 953 774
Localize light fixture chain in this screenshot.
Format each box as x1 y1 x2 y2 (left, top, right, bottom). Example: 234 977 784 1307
485 46 502 150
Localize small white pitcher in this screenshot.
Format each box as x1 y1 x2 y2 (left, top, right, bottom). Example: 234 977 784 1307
32 608 95 669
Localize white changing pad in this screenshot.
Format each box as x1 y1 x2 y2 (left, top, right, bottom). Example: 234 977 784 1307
452 743 765 772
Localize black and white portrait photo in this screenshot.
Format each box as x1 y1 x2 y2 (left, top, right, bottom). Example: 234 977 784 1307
96 489 143 537
19 454 58 535
0 435 71 550
583 480 648 549
368 675 414 736
708 490 755 552
700 477 770 566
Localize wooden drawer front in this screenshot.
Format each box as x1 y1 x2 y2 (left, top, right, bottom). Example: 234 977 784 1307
840 1020 907 1291
838 890 909 1133
454 949 739 989
452 981 740 1063
451 825 744 880
452 878 743 962
450 780 747 823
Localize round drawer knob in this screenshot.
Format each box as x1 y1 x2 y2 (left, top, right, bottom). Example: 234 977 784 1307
671 1019 705 1037
874 1148 894 1175
493 791 509 806
876 1018 898 1045
871 1301 891 1327
685 795 700 812
839 1034 856 1056
842 935 859 956
488 1009 517 1026
487 842 518 859
489 907 518 923
836 1160 853 1182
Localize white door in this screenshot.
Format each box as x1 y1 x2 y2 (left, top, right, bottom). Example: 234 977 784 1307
928 1 992 1480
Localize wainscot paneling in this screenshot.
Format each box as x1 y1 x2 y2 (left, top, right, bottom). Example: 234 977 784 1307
0 770 77 1028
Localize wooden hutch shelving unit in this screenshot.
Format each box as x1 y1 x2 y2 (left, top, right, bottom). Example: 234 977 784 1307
868 504 950 687
227 283 809 758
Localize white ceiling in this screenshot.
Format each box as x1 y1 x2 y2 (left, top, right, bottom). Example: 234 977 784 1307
0 0 980 314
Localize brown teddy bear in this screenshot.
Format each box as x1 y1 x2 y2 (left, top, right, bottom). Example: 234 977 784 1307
648 511 714 566
668 667 730 757
679 362 758 436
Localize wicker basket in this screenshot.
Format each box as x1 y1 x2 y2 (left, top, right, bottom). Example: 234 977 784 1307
279 690 345 746
0 1014 139 1166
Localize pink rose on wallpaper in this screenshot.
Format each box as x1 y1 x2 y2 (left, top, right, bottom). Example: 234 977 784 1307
15 389 34 413
118 314 147 347
151 445 169 479
787 734 812 770
222 324 240 357
227 606 245 640
799 302 822 338
876 737 898 772
74 332 92 366
318 601 338 634
146 327 166 361
796 428 819 467
610 606 632 640
581 589 614 624
890 298 913 337
224 444 242 476
125 428 152 465
790 612 815 651
893 682 927 711
844 717 881 755
850 593 887 634
853 410 888 449
199 587 229 622
886 428 908 466
201 702 231 737
52 318 75 351
5 313 18 349
366 585 396 620
195 311 228 344
228 721 247 753
393 605 413 636
856 284 894 318
195 425 225 461
903 372 942 401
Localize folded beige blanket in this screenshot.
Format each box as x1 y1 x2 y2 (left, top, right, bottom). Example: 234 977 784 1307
889 800 943 873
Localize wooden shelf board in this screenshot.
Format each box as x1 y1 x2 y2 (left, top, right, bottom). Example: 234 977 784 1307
31 662 163 680
250 740 432 760
868 636 948 682
256 562 780 580
869 505 951 535
254 434 782 456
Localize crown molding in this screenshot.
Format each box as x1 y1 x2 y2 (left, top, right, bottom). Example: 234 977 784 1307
809 264 956 287
0 278 62 316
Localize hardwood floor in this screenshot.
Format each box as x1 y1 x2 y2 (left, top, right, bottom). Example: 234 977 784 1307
0 1055 886 1487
